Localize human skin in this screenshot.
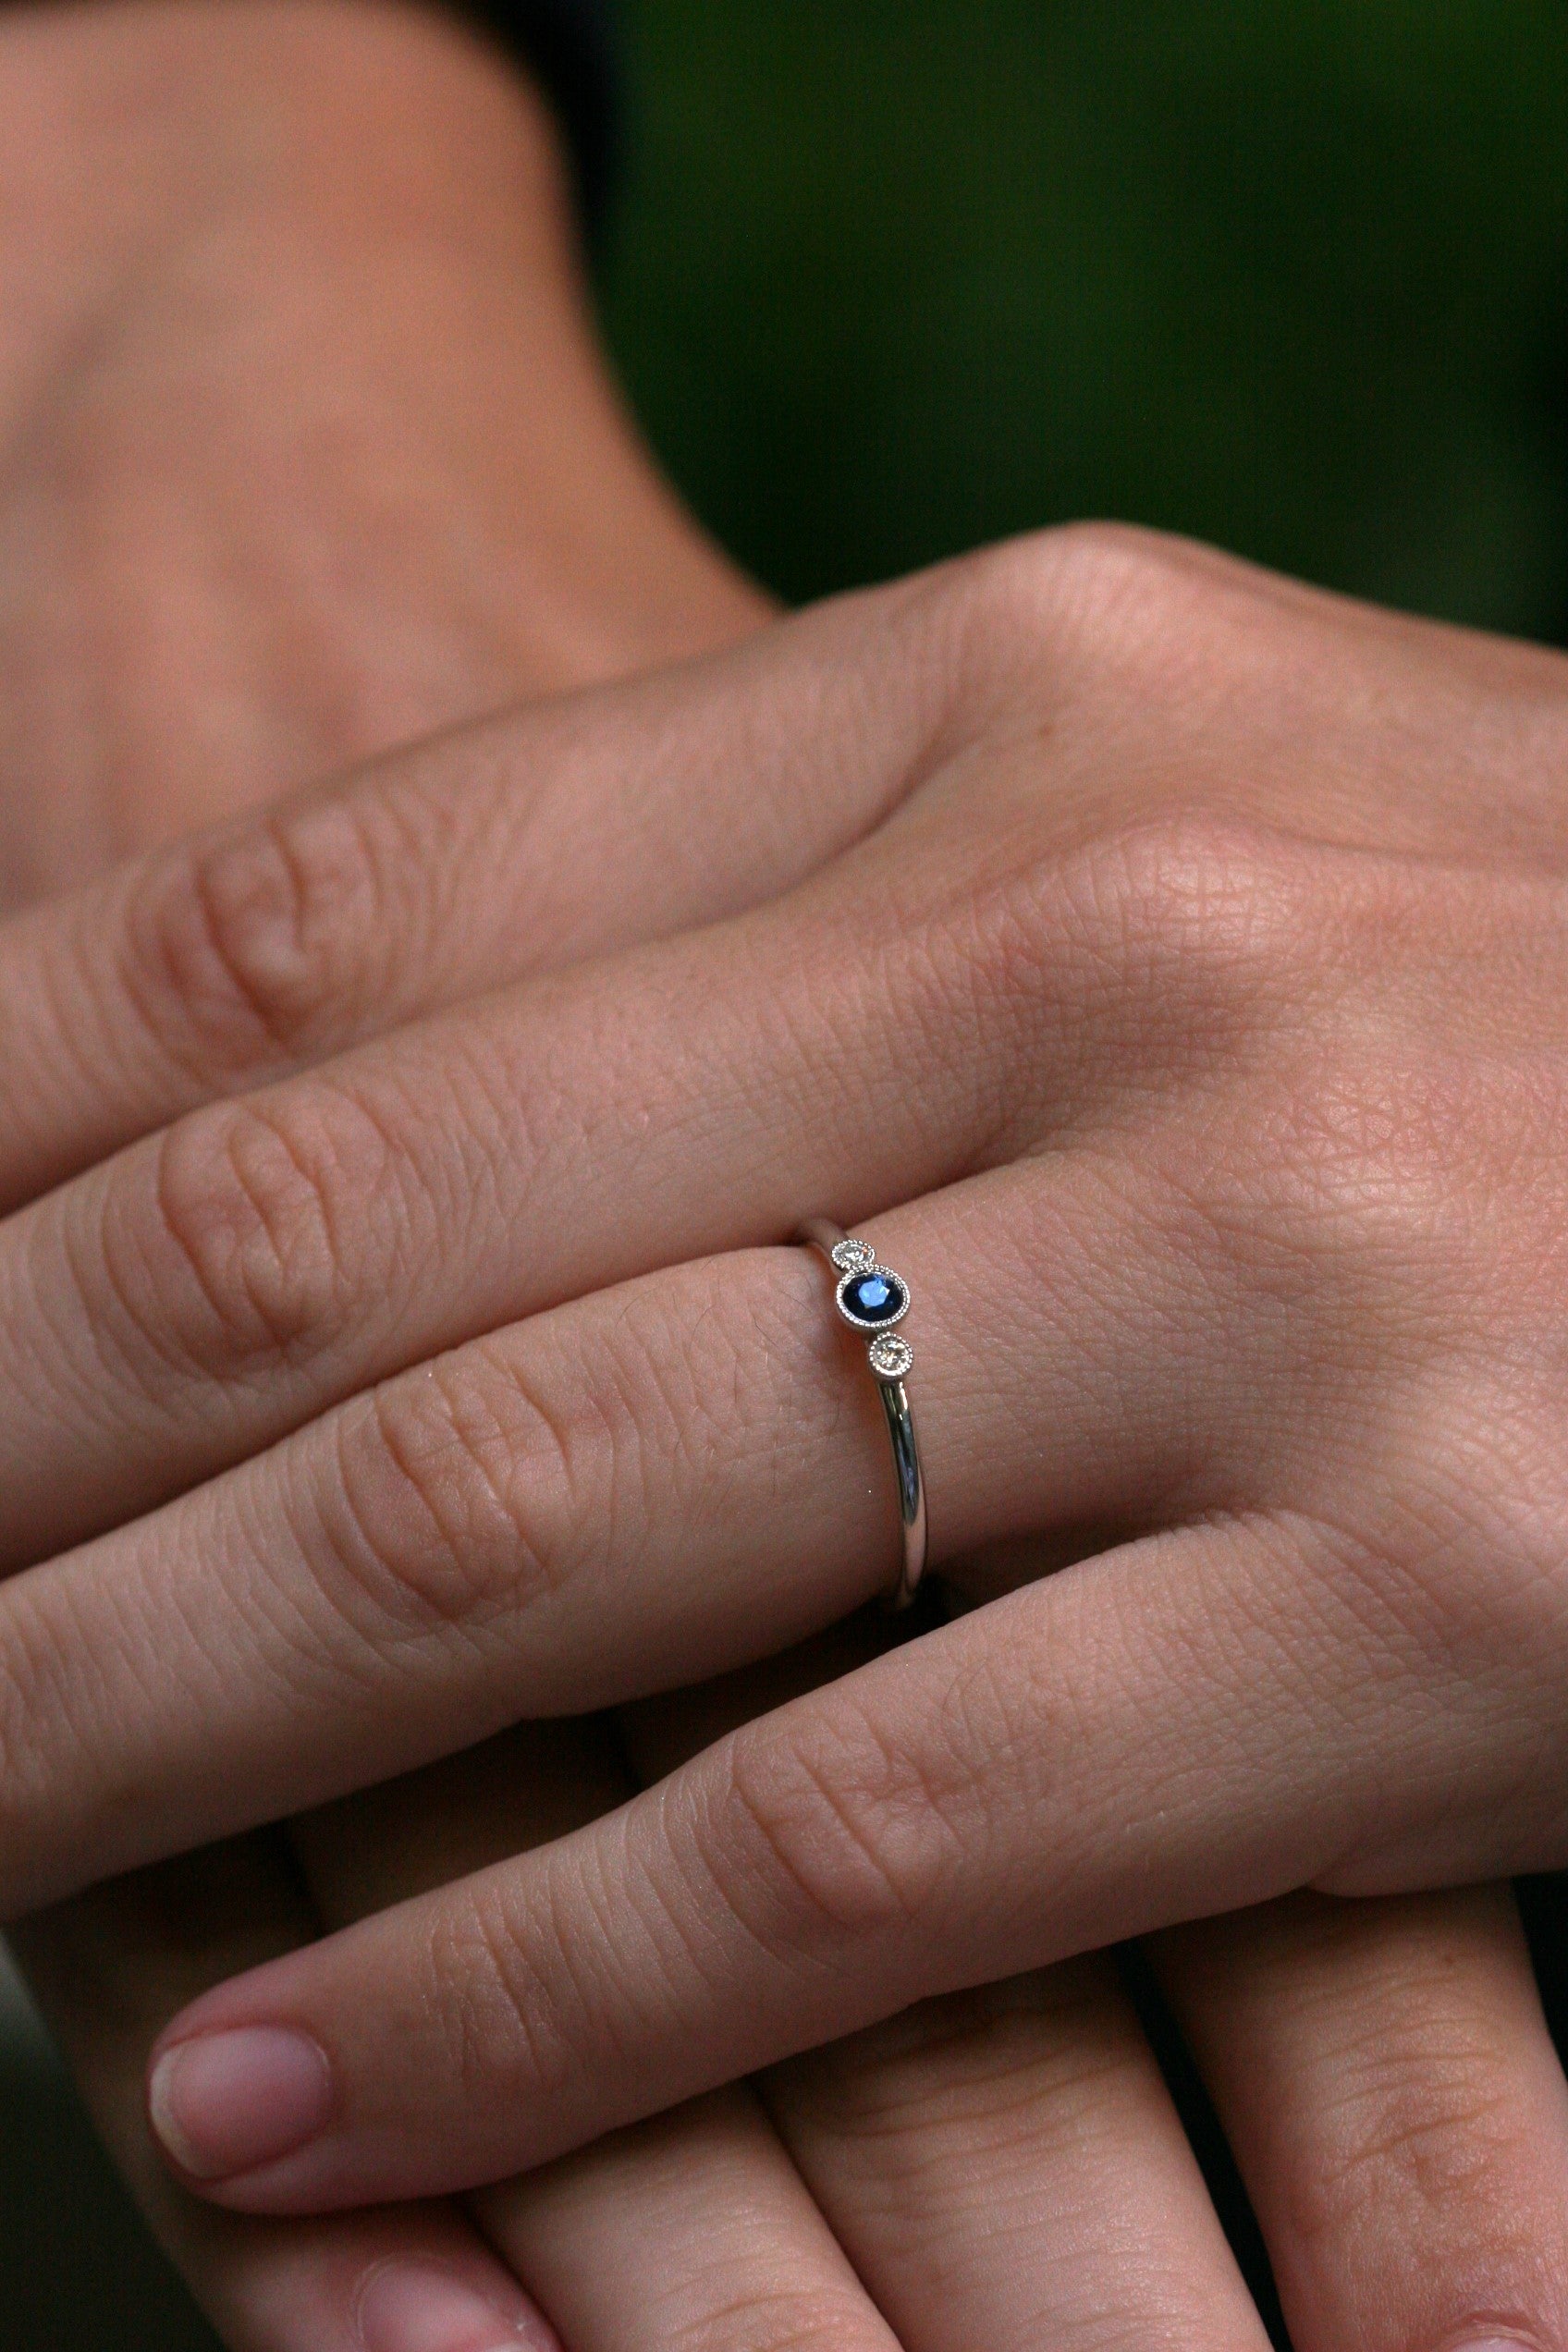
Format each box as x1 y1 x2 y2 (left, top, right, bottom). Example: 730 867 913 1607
2 9 1567 2352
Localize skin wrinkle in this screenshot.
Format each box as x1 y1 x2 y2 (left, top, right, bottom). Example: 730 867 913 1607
8 50 1568 2314
594 1795 785 2063
640 1772 799 2004
1302 2065 1521 2219
267 1410 507 1709
229 1450 404 1715
783 2003 1145 2164
717 1694 974 1978
0 882 209 1200
0 1571 100 1862
655 2286 887 2352
33 894 159 1141
476 1833 645 2099
530 1806 724 2088
337 1374 557 1645
590 1290 708 1561
0 1544 234 1907
8 459 1568 2352
145 1096 361 1368
672 1755 876 2006
1160 1902 1568 2346
141 1473 358 1801
423 1875 575 2119
0 22 959 2352
181 804 333 1061
3 1190 172 1512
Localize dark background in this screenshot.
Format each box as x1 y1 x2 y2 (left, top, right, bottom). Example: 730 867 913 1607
6 3 1568 2341
605 0 1568 637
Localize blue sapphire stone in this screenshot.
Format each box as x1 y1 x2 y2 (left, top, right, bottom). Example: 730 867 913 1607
840 1269 908 1326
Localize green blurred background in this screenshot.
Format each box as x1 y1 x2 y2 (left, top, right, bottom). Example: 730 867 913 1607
6 3 1568 2342
603 0 1568 636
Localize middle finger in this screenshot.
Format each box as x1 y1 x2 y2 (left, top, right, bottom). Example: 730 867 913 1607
0 763 1284 1574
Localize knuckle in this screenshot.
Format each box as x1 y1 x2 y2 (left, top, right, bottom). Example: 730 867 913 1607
129 1088 388 1371
718 1704 961 1955
799 1966 1132 2161
322 1346 581 1644
1294 2038 1529 2248
943 521 1255 695
120 796 392 1085
1058 807 1318 988
423 1873 578 2109
665 2284 885 2352
953 810 1321 1095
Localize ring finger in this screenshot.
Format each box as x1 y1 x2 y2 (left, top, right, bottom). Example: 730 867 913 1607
1154 1885 1568 2352
0 1148 1285 1911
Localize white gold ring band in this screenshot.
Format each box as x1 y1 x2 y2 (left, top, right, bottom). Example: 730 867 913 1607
797 1219 928 1611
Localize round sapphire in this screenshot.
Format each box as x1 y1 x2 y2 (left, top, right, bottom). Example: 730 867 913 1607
839 1268 908 1327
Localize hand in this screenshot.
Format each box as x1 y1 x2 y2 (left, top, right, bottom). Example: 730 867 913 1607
0 7 911 2348
3 515 1568 2352
0 0 761 903
6 9 1513 2348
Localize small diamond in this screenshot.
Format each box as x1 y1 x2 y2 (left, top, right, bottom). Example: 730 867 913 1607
831 1238 876 1272
868 1334 913 1380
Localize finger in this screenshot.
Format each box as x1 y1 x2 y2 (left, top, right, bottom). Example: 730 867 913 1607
12 1844 560 2352
139 1502 1567 2211
0 570 962 1213
295 1723 908 2352
1154 1885 1568 2352
765 1968 1269 2352
0 1146 1292 1905
625 1641 1270 2352
475 2091 903 2352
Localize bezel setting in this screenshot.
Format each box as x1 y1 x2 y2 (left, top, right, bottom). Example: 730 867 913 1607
835 1264 912 1332
797 1217 926 1611
830 1238 876 1273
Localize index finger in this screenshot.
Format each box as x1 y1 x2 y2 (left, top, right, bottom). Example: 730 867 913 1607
142 1506 1562 2212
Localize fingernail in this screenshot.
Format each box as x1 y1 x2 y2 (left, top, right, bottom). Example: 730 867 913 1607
149 2026 332 2180
358 2263 558 2352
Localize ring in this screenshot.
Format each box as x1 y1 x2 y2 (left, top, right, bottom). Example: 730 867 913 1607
797 1219 928 1611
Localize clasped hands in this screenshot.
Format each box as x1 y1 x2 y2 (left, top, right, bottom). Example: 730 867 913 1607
6 9 1568 2352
